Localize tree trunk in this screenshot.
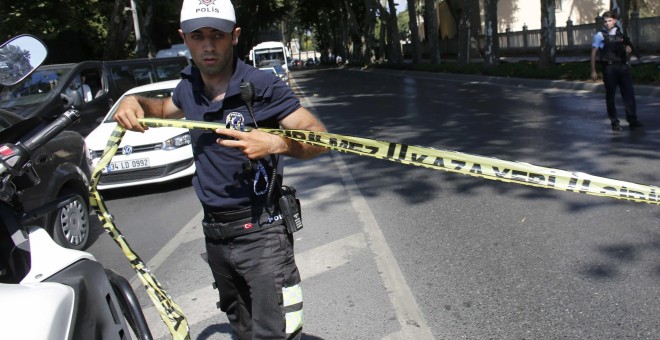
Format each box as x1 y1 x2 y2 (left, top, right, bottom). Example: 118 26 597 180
539 0 556 69
424 0 441 64
343 0 365 64
103 0 132 60
407 0 421 64
447 0 479 64
483 0 499 67
386 0 403 64
611 0 631 33
136 0 154 58
377 1 388 62
364 0 377 64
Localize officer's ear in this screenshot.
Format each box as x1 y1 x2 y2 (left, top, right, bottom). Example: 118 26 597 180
231 27 241 46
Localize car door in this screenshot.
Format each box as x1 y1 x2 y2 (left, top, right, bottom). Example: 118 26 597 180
61 65 107 136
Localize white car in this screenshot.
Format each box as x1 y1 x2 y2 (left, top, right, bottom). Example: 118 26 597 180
85 79 195 190
258 65 290 86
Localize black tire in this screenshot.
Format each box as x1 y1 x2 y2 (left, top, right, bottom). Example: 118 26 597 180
52 190 90 250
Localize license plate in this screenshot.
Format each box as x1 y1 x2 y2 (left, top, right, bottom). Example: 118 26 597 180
105 158 150 172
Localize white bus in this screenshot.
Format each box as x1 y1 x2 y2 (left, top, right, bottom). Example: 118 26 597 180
249 41 291 72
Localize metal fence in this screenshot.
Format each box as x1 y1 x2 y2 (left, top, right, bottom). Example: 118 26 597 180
490 15 660 54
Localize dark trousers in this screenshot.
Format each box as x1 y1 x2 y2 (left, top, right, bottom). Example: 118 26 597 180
602 62 638 125
205 225 303 340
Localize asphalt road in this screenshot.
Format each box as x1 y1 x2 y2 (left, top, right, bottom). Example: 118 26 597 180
87 67 660 339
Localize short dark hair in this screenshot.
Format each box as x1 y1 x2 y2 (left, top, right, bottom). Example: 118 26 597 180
602 11 617 19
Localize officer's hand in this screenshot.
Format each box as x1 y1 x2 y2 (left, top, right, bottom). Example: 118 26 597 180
215 128 285 160
591 71 598 82
114 96 148 133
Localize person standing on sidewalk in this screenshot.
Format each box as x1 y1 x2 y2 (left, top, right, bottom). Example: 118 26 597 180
590 10 643 132
113 0 328 338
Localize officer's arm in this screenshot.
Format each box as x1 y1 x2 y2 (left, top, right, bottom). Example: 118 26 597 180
114 96 183 132
215 106 328 160
590 47 599 81
621 34 641 59
276 106 329 160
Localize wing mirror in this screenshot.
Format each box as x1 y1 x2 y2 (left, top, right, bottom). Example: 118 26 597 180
0 35 48 87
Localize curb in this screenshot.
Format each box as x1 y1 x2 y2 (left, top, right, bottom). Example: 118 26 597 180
352 67 660 98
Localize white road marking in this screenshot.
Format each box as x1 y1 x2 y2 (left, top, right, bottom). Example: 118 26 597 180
330 152 434 339
142 233 369 339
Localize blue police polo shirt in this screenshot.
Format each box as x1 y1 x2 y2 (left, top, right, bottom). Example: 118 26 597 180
592 27 617 49
172 58 301 210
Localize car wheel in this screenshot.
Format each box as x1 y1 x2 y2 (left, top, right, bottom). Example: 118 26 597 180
52 190 90 250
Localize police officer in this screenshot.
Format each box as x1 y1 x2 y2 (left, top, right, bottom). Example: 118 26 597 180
590 11 643 132
113 0 328 338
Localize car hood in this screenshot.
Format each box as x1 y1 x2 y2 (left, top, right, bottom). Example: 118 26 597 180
85 122 190 151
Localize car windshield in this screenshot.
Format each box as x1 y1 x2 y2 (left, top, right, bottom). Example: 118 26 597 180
104 87 175 123
0 65 73 110
257 59 282 68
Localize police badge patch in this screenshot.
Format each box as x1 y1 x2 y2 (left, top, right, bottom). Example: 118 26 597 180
226 112 245 131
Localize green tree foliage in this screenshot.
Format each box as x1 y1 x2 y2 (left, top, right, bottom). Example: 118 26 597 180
0 43 32 85
0 0 110 63
234 0 295 59
9 0 655 66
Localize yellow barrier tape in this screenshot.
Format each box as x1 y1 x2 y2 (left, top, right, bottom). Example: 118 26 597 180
140 118 660 205
88 117 658 338
89 125 190 340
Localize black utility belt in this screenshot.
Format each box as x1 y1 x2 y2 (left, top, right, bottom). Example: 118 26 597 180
602 60 626 65
202 211 284 240
202 185 303 239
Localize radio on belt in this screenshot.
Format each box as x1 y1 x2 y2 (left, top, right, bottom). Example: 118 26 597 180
278 185 303 233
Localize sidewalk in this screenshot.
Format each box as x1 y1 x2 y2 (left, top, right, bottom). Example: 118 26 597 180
435 71 660 98
388 54 660 98
469 54 659 97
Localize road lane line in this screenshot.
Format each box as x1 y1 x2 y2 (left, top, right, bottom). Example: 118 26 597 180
296 232 366 279
296 84 433 339
330 152 434 340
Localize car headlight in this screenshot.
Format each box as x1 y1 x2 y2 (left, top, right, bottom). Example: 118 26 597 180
162 132 191 150
88 148 102 160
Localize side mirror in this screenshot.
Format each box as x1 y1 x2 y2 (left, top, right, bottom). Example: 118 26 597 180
0 35 48 87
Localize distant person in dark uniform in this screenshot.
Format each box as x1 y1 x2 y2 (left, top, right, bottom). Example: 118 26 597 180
590 10 643 132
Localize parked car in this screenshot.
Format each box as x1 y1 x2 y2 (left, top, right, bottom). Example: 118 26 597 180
85 80 195 190
156 43 190 59
288 58 302 68
305 58 317 67
258 64 290 86
0 108 92 250
0 57 189 136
